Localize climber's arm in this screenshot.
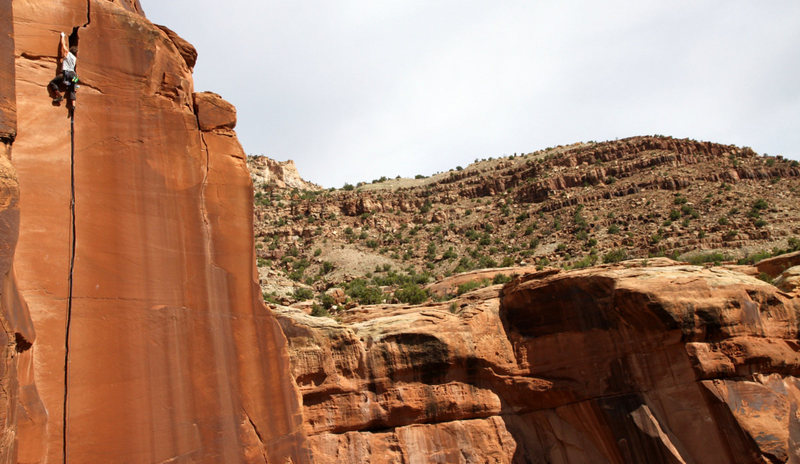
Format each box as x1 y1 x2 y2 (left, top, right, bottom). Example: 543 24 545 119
59 32 68 58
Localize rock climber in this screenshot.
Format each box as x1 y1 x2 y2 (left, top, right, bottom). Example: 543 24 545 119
48 32 78 107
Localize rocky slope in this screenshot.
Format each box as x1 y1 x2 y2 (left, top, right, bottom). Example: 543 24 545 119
250 136 800 306
274 259 800 463
5 1 308 462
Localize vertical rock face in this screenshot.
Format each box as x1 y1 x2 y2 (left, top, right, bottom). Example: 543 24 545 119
10 0 308 462
277 262 800 463
0 1 47 462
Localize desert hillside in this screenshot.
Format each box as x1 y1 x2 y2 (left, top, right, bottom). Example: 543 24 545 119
249 136 800 307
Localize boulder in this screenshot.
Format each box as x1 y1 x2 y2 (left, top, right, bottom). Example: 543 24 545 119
774 265 800 293
194 91 236 131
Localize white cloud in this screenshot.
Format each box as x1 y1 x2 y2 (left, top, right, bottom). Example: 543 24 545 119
145 0 800 187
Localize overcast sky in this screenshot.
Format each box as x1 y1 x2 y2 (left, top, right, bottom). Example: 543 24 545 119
144 1 800 188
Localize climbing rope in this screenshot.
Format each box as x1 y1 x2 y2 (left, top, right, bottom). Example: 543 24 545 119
63 107 76 463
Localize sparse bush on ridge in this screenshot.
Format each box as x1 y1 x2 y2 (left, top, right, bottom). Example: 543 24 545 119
395 284 428 304
293 287 314 301
686 252 728 266
603 249 627 264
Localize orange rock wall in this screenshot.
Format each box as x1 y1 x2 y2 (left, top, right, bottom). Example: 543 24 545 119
10 0 308 462
278 263 800 463
0 2 47 462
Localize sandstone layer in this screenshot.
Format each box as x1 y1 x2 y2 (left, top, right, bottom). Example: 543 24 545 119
277 261 800 463
9 1 309 462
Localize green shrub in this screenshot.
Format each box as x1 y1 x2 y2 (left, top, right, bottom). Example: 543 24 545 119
457 279 491 295
262 292 280 305
608 224 620 234
420 200 432 214
453 257 475 274
288 269 304 281
293 287 314 301
310 304 329 317
602 249 628 264
669 209 681 221
681 205 699 218
687 252 728 266
718 217 729 226
395 284 428 304
492 273 514 285
477 255 498 268
321 261 335 274
570 254 597 269
320 293 336 309
346 279 384 305
343 183 355 191
737 251 772 265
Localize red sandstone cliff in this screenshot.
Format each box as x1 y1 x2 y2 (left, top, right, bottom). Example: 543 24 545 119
6 0 309 462
275 260 800 463
5 1 800 463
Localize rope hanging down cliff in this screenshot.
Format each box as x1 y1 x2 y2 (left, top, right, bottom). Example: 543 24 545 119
51 27 81 463
63 106 76 463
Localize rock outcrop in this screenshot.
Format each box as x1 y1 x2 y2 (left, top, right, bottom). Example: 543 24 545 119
249 156 322 191
277 261 800 463
775 266 800 294
8 1 309 462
